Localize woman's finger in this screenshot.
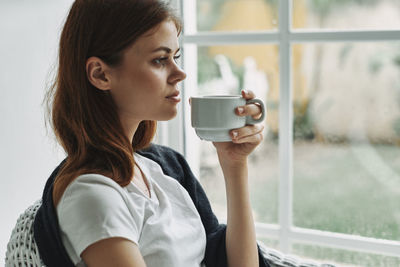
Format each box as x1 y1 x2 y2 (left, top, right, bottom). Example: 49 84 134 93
238 89 263 119
230 124 264 141
236 103 262 118
232 132 264 144
241 89 255 100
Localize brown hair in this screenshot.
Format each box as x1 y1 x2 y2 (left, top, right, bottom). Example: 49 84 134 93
46 0 182 206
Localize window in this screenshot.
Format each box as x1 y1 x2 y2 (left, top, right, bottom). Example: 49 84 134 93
174 0 400 266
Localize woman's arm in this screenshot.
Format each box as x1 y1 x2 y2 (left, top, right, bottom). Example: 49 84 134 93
219 159 259 267
81 237 147 267
213 89 264 267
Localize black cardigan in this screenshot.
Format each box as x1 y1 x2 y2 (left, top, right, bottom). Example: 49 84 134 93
33 144 270 267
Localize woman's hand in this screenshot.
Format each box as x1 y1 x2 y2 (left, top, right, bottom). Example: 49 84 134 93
213 89 264 165
213 90 262 267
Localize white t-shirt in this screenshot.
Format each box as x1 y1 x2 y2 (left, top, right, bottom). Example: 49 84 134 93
57 153 207 267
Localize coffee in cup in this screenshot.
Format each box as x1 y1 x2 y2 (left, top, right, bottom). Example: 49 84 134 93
190 95 266 142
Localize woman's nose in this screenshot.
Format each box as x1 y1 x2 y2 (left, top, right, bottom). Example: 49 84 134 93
169 65 187 84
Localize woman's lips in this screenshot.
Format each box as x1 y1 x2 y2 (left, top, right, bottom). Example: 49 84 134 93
166 91 181 102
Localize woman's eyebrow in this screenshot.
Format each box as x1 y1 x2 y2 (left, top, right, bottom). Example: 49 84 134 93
151 46 180 54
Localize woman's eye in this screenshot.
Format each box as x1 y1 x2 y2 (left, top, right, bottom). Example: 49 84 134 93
173 54 181 63
153 57 168 65
153 54 182 66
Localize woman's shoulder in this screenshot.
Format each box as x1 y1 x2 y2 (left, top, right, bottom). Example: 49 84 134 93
68 173 121 189
58 173 128 209
55 173 144 260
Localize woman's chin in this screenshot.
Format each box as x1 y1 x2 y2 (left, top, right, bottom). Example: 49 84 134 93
157 109 178 121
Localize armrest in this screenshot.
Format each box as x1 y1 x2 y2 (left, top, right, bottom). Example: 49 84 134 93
258 241 337 267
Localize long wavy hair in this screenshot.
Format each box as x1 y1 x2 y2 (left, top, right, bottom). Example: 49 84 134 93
46 0 182 206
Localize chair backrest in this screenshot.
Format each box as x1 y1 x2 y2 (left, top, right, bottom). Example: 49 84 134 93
258 242 337 267
5 200 46 267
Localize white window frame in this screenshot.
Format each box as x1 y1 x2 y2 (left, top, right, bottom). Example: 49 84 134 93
172 0 400 258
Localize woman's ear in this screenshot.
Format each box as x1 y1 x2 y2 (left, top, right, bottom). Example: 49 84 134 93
86 57 113 91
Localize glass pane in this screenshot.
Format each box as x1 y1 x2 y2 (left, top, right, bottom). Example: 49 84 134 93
195 44 280 224
292 42 400 241
292 0 400 30
292 243 400 267
197 0 278 32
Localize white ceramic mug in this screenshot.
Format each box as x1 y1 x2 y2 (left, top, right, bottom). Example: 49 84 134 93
190 95 266 142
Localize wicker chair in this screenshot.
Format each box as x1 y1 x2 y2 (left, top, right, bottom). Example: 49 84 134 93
5 200 45 267
5 200 336 267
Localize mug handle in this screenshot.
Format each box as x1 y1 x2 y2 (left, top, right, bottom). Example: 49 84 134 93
245 98 266 125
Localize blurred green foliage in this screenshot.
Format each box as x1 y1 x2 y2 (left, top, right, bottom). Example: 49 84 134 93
293 102 315 140
309 0 379 17
394 54 400 67
197 47 220 84
393 117 400 137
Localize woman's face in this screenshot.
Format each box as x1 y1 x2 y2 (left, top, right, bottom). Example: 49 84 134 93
109 20 186 123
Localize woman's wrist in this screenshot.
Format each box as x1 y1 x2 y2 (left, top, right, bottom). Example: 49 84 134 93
218 158 249 188
217 152 247 169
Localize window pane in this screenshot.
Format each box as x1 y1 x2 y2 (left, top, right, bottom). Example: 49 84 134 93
197 0 278 32
193 44 279 224
292 42 400 241
292 0 400 30
292 243 400 267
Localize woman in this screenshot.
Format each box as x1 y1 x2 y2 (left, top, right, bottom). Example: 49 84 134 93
33 0 268 267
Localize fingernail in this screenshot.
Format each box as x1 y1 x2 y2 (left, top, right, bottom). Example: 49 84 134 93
232 131 238 138
242 89 248 95
237 107 244 114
